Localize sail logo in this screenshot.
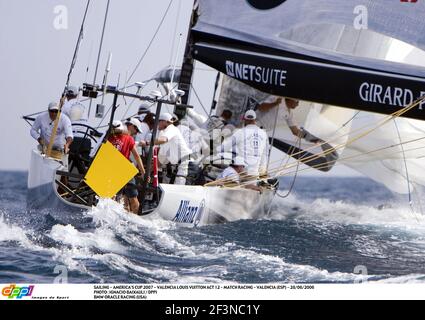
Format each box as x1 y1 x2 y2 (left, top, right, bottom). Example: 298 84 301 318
225 60 287 88
173 200 205 226
247 0 287 10
226 61 236 77
359 82 425 109
2 284 34 299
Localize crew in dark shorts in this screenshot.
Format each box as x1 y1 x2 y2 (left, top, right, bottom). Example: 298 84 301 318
108 121 146 214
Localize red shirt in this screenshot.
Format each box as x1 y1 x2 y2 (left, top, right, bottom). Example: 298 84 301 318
108 134 135 159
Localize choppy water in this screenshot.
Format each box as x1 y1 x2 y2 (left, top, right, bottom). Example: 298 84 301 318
1 171 425 284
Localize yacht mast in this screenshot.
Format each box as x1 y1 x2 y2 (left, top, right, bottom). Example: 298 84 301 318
174 0 199 119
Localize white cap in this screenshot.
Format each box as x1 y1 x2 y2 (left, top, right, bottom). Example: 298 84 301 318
159 113 173 122
244 110 257 120
232 156 245 167
112 120 124 131
138 104 150 113
126 117 143 133
171 114 179 122
66 86 79 96
48 102 59 111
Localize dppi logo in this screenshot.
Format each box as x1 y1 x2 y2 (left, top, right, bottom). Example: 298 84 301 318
2 284 34 299
247 0 286 10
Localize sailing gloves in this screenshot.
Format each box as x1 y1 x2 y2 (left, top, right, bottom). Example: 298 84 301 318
301 128 322 144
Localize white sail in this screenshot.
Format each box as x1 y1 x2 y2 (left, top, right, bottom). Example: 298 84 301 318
212 17 425 196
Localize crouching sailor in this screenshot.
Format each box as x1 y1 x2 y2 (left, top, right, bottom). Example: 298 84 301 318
214 156 246 186
149 113 193 185
30 102 74 158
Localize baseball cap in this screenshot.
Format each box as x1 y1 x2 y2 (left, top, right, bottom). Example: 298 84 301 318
159 113 173 122
244 110 257 120
232 156 246 167
138 104 150 114
126 117 143 133
66 86 79 96
112 120 124 131
48 102 59 111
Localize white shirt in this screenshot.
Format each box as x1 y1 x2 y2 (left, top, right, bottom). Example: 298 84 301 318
223 124 269 176
158 124 192 165
62 98 86 122
30 112 73 149
257 96 296 131
218 166 240 184
178 124 209 161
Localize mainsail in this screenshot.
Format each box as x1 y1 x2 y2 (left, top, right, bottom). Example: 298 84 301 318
191 0 425 121
190 0 425 198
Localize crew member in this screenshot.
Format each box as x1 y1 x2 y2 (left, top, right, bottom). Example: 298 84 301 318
223 110 269 178
148 113 192 185
216 156 246 185
61 86 86 122
108 121 146 214
187 108 234 132
30 102 73 155
137 104 150 121
258 96 322 143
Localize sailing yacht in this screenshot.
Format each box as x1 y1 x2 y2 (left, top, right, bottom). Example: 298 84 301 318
24 0 425 225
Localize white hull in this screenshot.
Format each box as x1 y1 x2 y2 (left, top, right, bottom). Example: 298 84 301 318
27 149 275 226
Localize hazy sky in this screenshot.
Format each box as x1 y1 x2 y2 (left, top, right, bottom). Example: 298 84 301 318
0 0 359 176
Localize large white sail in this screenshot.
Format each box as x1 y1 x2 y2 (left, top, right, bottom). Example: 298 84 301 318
192 0 425 121
204 2 425 196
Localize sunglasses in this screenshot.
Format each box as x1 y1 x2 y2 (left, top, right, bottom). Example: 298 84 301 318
49 110 59 113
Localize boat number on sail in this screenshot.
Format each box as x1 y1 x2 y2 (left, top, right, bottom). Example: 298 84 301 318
247 0 287 10
359 82 425 109
173 200 205 226
226 60 287 88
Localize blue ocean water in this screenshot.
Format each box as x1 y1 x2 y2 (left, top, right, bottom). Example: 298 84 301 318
1 171 425 284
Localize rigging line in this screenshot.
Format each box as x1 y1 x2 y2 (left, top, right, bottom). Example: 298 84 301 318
84 41 95 83
65 0 91 89
392 118 419 221
266 102 279 173
393 119 412 205
88 0 111 118
126 0 173 86
190 83 210 117
169 0 182 65
275 137 302 199
276 138 425 179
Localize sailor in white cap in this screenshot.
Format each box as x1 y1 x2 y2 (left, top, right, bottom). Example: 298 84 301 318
137 103 150 122
61 85 86 122
125 117 143 137
222 110 269 178
148 113 192 185
30 102 74 154
216 156 246 185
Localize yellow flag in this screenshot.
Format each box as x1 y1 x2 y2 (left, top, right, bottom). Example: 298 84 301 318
85 141 138 198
